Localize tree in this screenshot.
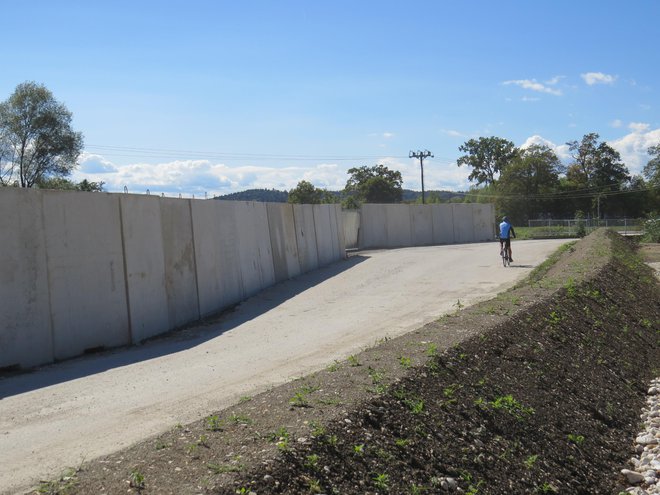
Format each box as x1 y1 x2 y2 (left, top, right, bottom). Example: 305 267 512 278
287 180 334 204
565 133 630 217
0 81 84 187
457 136 518 186
497 144 562 222
344 164 403 204
643 144 660 188
37 177 105 192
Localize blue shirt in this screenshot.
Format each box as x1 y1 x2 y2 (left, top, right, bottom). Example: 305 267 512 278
499 221 515 239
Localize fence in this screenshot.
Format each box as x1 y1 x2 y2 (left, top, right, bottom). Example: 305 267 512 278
526 218 645 237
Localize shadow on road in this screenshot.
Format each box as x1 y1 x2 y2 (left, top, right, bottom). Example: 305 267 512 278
0 255 369 400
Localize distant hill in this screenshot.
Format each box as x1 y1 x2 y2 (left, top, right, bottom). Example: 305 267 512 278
214 188 464 203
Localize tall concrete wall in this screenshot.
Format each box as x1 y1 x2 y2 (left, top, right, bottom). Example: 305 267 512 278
355 203 495 249
1 190 346 370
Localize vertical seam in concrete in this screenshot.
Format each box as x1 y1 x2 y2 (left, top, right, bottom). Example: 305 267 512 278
312 205 321 268
40 191 56 363
188 199 202 320
290 204 303 274
118 196 134 344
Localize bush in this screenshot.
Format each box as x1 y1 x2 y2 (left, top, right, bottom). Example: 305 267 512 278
643 215 660 243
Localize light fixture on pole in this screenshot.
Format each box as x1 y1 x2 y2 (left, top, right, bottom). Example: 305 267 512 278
409 150 433 204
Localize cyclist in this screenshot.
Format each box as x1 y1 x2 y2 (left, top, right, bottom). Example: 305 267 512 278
499 216 516 262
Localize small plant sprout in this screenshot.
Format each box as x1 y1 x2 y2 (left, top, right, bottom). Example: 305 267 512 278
399 356 412 368
129 469 145 490
568 434 585 446
307 478 322 493
489 395 534 420
348 354 361 367
524 454 538 469
373 473 390 490
229 413 252 425
205 415 224 431
426 342 438 357
305 454 320 470
353 444 365 455
197 434 209 447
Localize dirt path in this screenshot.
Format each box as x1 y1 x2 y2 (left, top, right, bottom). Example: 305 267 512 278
0 239 567 494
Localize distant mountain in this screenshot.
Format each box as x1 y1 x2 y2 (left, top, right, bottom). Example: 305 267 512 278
213 188 464 203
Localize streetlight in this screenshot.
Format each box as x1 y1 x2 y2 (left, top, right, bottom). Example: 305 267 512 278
409 150 434 204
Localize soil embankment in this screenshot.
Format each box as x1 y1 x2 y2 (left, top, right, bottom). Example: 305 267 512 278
42 231 660 494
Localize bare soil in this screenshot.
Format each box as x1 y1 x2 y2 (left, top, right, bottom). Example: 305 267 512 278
36 233 660 495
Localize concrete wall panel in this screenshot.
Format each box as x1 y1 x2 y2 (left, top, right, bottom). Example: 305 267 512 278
0 189 53 369
451 204 475 243
472 204 495 241
385 204 412 247
431 204 455 244
120 195 169 342
267 203 301 282
358 204 388 249
292 204 318 273
332 205 347 259
235 202 275 297
342 210 360 249
43 191 130 360
410 205 433 246
191 200 245 318
160 198 200 328
313 205 335 266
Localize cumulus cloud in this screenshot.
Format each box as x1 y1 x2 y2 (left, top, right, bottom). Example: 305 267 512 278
609 124 660 174
519 135 571 162
502 78 562 96
581 72 617 85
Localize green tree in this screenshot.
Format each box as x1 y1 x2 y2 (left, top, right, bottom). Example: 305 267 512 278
565 133 630 217
457 136 518 186
288 180 326 204
37 177 105 192
344 164 403 204
496 144 562 222
0 81 84 187
643 144 660 188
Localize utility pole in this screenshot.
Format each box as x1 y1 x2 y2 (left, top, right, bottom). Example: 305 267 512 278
409 150 433 204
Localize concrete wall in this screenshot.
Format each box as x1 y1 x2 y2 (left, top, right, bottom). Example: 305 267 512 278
355 203 495 249
1 190 347 370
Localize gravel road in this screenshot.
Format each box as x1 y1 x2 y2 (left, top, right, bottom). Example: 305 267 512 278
0 239 568 494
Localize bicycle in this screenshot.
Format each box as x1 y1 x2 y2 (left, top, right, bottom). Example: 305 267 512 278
500 247 510 267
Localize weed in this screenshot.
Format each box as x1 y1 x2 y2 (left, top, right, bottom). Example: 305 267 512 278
536 482 558 493
305 454 320 470
36 468 79 495
568 433 585 446
268 426 289 443
546 310 563 325
410 484 426 494
489 395 534 420
373 473 390 490
395 438 410 447
399 356 412 368
307 478 322 493
524 454 539 469
186 443 199 457
327 361 340 372
197 434 209 447
426 342 438 357
155 439 169 450
238 395 252 403
454 299 464 310
310 422 326 438
443 383 461 399
348 355 361 367
466 480 484 494
129 469 145 490
206 415 224 431
368 367 384 383
229 413 252 425
290 385 319 408
353 444 365 455
325 434 338 446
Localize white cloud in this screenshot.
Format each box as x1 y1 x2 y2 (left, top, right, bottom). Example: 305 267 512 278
441 129 465 138
609 125 660 174
610 119 623 128
519 135 571 162
581 72 617 85
503 78 562 96
382 132 394 139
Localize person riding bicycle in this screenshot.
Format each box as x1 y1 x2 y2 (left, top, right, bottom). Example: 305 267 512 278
499 216 516 262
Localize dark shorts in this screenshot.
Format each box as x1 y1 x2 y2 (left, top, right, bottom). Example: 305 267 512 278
499 237 511 249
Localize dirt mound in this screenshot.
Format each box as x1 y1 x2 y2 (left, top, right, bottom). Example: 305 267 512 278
47 231 660 495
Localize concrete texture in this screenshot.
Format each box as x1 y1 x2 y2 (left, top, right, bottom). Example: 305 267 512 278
342 210 360 249
120 195 170 342
160 198 200 328
0 189 52 369
411 204 433 246
473 204 496 241
267 203 301 282
43 191 130 360
431 204 455 245
0 239 569 494
313 204 337 266
235 201 275 298
292 203 319 273
386 204 413 247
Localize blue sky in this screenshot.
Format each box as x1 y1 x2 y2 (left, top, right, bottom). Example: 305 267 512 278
3 0 659 197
